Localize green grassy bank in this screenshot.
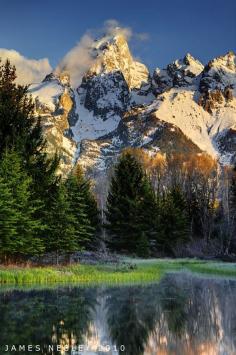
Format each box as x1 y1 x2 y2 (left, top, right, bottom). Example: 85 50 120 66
0 259 236 285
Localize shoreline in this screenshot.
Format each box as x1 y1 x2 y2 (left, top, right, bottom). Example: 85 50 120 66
0 258 236 286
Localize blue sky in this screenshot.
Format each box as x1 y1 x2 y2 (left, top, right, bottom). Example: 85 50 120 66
0 0 235 71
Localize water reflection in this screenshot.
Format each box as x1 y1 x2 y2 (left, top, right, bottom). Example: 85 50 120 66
0 273 235 354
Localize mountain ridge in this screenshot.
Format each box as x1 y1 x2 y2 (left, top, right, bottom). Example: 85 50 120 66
28 35 236 177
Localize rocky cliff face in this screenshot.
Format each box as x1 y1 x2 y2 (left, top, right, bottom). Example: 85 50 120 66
152 53 204 94
78 34 151 120
30 74 77 176
80 71 130 119
29 35 236 178
87 34 150 90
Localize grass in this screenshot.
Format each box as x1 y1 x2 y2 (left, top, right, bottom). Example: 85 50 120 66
122 257 236 277
0 262 163 285
0 258 236 286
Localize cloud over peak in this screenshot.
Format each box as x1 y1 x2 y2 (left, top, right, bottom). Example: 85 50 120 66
55 19 149 87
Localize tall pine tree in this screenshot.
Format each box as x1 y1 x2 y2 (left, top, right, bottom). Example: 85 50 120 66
0 59 60 229
158 186 189 254
74 165 100 236
0 150 44 261
0 59 42 158
65 174 94 249
105 152 158 255
0 177 19 262
46 184 78 263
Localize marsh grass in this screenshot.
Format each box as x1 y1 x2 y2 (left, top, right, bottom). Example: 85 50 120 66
0 259 235 286
0 263 163 285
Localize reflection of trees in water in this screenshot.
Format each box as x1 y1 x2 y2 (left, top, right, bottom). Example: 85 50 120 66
104 285 160 355
0 287 97 354
158 279 188 336
0 276 236 355
159 275 236 354
104 275 236 355
104 282 188 354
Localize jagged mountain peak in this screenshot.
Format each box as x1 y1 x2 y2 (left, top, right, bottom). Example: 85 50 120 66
76 33 152 123
182 53 204 70
85 33 150 90
152 53 204 94
200 51 236 94
207 51 236 72
92 33 128 52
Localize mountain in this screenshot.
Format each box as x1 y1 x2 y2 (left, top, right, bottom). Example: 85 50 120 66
29 34 236 178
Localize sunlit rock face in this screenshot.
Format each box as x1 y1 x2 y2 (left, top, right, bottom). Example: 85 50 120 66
152 53 204 94
198 52 236 115
197 52 236 163
87 34 150 90
28 32 236 177
29 73 77 176
78 33 151 121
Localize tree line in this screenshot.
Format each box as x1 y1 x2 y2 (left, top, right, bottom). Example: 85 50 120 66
105 148 236 257
0 60 99 263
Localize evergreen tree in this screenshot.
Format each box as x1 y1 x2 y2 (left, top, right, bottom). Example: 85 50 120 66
0 59 60 231
74 165 100 235
158 187 189 254
105 152 158 254
138 175 159 243
46 184 78 262
136 232 150 257
30 153 61 240
0 177 19 261
0 150 44 260
0 60 42 158
65 174 94 248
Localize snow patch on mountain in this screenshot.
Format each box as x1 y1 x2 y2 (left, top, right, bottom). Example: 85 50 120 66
130 90 155 106
30 80 63 111
200 52 236 94
145 87 217 157
71 92 121 141
153 53 204 94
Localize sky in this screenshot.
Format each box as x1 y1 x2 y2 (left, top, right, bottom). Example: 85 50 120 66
0 0 235 76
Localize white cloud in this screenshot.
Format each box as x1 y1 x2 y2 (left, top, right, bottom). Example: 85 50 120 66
54 33 96 88
102 19 133 40
102 19 149 42
0 49 52 85
135 32 149 41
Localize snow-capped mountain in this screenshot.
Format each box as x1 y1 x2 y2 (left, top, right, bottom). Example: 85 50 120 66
152 53 204 94
29 34 236 177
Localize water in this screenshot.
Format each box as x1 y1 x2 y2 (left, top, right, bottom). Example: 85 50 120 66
0 272 236 355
